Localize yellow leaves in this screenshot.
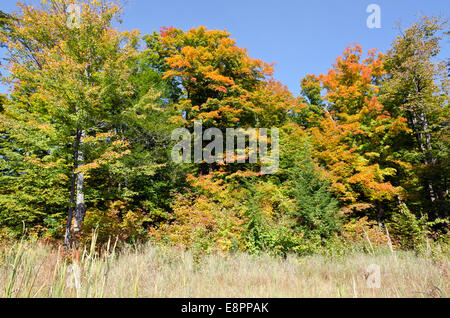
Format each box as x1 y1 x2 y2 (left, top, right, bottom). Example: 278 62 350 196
261 62 275 76
388 116 411 134
187 173 227 197
37 123 52 132
364 152 380 159
83 131 115 143
305 44 415 210
25 156 57 169
228 170 261 179
75 135 131 176
346 164 400 200
26 120 51 132
217 37 235 48
58 173 69 181
198 110 221 120
342 216 389 246
151 188 238 251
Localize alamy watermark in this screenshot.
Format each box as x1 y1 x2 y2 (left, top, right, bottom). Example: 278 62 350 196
364 264 381 288
66 3 82 29
366 4 381 29
66 263 81 290
171 121 279 175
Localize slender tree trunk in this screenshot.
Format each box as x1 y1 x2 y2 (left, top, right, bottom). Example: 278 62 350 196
410 110 436 202
419 110 435 162
377 201 385 229
73 130 86 237
64 173 77 248
64 129 81 248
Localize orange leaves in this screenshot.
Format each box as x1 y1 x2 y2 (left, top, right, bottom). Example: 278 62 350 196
210 85 228 93
204 71 235 86
261 62 275 77
365 96 384 113
187 172 226 196
197 110 222 120
165 54 192 70
319 45 386 117
156 26 276 131
306 44 408 211
310 108 401 207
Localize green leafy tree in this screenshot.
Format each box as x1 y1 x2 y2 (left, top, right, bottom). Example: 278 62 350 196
0 0 163 244
289 143 340 240
380 16 449 220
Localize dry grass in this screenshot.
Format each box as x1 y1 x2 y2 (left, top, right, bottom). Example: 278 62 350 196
0 240 448 298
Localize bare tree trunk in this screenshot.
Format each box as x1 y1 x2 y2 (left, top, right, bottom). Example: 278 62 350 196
73 130 86 237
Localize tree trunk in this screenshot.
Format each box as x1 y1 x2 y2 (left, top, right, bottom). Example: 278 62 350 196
377 201 384 229
419 110 445 202
64 172 77 248
410 109 436 202
73 130 86 237
64 129 81 248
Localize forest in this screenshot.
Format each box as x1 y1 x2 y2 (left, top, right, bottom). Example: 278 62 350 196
0 1 448 298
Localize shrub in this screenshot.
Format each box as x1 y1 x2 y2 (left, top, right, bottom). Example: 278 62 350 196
388 202 426 249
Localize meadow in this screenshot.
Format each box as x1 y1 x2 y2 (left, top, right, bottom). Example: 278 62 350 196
1 239 448 298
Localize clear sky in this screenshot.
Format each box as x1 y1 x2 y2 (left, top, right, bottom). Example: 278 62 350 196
1 0 448 96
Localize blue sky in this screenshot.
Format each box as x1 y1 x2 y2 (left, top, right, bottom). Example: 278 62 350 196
1 0 448 96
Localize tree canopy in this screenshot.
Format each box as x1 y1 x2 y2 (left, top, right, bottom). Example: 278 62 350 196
0 1 448 254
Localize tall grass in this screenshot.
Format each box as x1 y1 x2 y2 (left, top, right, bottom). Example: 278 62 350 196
0 239 448 298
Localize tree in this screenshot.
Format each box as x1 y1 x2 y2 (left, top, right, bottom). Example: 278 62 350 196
380 16 449 220
289 143 340 240
0 94 5 113
0 0 143 245
146 26 283 174
0 10 13 75
294 74 326 128
305 45 409 225
153 26 274 126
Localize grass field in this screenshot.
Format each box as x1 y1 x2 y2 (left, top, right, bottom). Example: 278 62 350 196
0 240 448 298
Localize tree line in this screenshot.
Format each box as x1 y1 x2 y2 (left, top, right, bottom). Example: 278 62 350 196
0 0 448 254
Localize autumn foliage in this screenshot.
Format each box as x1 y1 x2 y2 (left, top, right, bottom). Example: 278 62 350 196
0 1 448 254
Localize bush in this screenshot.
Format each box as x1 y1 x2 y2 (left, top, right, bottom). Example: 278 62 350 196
388 202 426 250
